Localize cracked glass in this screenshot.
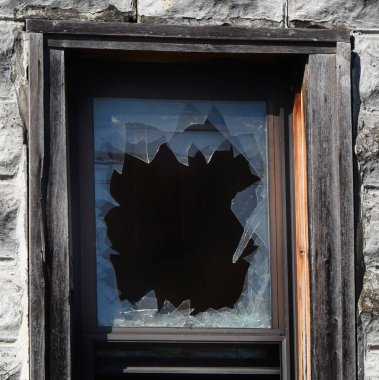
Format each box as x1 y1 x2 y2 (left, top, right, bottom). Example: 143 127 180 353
93 98 271 328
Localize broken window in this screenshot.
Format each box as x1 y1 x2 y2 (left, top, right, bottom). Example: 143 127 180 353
30 20 354 379
93 98 271 328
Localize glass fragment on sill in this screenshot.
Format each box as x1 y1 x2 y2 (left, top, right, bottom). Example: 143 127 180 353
93 98 271 328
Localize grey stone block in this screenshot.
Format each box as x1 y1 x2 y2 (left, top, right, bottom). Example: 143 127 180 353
0 346 20 380
0 182 20 259
354 34 379 113
0 22 15 60
0 0 136 21
361 188 379 263
138 0 286 27
0 102 23 178
358 165 379 380
0 65 16 103
355 110 379 164
0 22 18 103
0 22 24 177
288 0 379 29
359 313 379 379
0 265 22 343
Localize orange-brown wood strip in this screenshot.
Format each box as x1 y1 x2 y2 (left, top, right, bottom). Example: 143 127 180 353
293 89 311 380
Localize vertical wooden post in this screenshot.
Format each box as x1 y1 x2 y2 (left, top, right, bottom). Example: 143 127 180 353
293 88 311 380
336 41 356 380
306 52 355 379
47 48 71 380
29 32 46 380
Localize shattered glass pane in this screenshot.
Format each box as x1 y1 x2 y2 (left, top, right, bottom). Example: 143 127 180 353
93 98 271 328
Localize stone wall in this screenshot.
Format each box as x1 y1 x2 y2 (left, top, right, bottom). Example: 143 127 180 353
0 0 377 379
0 19 28 380
354 32 379 380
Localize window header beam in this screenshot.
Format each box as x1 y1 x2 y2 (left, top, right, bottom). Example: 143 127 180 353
26 19 350 44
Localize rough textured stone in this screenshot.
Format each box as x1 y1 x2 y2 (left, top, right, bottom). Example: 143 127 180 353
355 110 379 166
354 32 379 380
0 22 15 58
0 151 27 379
359 295 379 380
288 0 379 29
0 22 25 178
0 22 19 103
0 19 28 380
138 0 286 27
354 34 379 179
0 65 15 103
0 0 136 21
360 270 379 314
354 34 379 113
360 188 379 270
0 264 22 343
357 185 379 380
0 102 23 179
0 182 20 259
0 347 20 380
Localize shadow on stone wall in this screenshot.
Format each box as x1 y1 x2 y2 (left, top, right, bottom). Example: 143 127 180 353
351 40 365 380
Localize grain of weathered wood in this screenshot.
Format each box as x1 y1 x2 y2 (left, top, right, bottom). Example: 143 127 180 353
45 37 336 54
336 41 356 379
293 88 311 380
28 32 46 380
306 54 352 380
306 48 355 380
26 19 350 43
47 48 71 380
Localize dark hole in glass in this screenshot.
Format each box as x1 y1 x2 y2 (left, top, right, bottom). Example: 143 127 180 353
105 136 259 314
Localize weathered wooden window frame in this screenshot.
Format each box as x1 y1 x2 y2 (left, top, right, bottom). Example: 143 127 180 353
27 20 355 380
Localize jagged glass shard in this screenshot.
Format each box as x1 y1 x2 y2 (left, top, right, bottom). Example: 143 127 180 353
232 198 266 263
160 300 176 314
166 135 193 166
93 98 270 328
97 201 116 218
236 133 266 177
231 184 258 226
134 290 158 311
168 131 227 166
176 102 209 132
171 300 193 316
